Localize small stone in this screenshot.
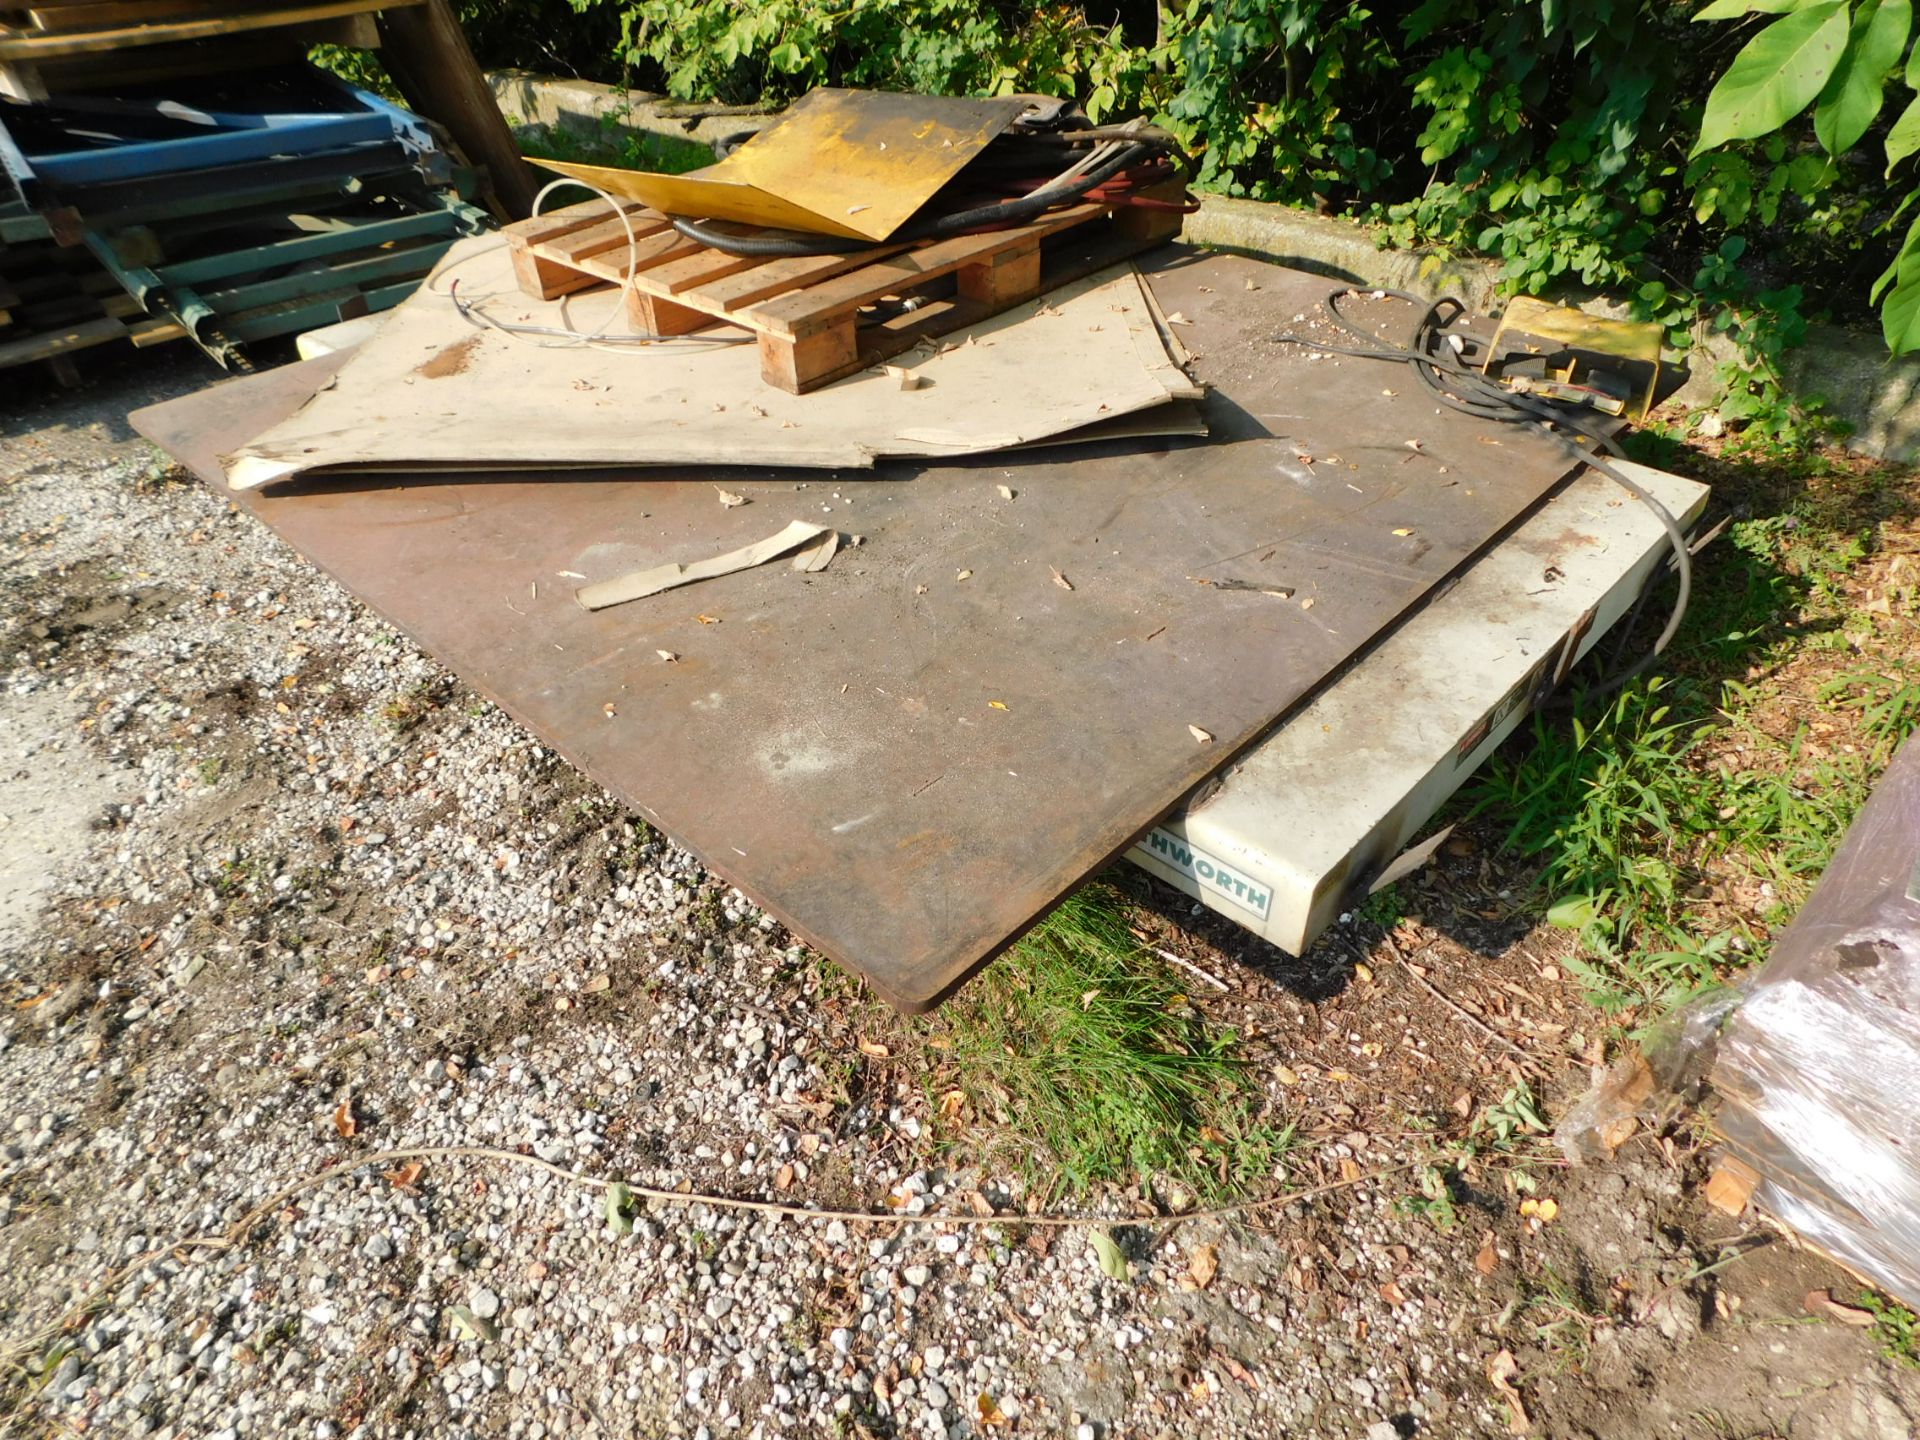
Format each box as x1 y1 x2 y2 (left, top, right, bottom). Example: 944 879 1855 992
903 1265 930 1288
830 1327 852 1355
363 1234 394 1262
506 1366 529 1396
469 1286 501 1320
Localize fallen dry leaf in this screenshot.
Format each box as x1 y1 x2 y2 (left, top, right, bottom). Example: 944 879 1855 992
1274 1064 1300 1086
582 974 611 994
1379 1280 1409 1307
1392 527 1414 537
333 1099 357 1140
1475 1233 1499 1275
696 614 721 624
976 1394 1010 1428
956 568 973 581
1189 725 1214 745
715 487 749 508
1488 1349 1530 1434
1051 568 1074 591
1804 1288 1877 1326
858 1039 890 1059
1215 1350 1260 1389
988 700 1009 711
1164 310 1192 325
1187 1242 1219 1291
656 650 678 662
383 1161 424 1192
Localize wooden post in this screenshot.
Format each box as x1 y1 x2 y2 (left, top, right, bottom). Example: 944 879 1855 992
374 0 538 220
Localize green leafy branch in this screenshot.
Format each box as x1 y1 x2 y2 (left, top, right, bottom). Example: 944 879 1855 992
1692 0 1920 352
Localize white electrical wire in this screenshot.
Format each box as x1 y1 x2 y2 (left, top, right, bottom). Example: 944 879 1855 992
429 176 751 351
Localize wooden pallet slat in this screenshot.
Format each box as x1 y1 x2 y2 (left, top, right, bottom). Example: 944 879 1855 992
0 0 419 58
503 188 1184 393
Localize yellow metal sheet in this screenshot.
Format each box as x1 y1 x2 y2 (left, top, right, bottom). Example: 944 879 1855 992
530 89 1029 241
1494 295 1663 364
529 158 863 239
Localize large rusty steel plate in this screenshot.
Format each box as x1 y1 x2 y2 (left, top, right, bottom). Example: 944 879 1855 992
133 250 1584 1010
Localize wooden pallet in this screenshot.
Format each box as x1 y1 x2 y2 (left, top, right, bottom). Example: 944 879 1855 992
0 236 183 377
503 192 1184 393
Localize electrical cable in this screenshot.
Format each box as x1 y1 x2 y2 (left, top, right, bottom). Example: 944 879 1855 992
1272 288 1693 704
431 176 752 351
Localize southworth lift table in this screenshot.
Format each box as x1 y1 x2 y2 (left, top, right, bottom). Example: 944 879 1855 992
130 247 1705 1010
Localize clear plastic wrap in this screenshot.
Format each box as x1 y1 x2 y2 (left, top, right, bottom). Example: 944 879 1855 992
1713 736 1920 1304
1556 737 1920 1307
1554 986 1740 1164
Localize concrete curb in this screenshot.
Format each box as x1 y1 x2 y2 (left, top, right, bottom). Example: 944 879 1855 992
485 71 1920 460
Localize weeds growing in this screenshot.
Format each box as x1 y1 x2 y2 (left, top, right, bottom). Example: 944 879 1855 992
1859 1290 1920 1370
915 884 1285 1203
1461 442 1920 1016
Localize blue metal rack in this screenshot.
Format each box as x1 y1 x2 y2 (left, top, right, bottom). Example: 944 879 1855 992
0 64 488 371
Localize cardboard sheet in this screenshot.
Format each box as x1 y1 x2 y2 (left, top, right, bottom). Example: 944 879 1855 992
224 238 1205 490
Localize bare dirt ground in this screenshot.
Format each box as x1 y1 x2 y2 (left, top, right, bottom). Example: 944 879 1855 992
4 349 1919 1440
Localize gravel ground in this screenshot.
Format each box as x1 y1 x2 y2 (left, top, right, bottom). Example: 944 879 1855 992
6 355 1920 1440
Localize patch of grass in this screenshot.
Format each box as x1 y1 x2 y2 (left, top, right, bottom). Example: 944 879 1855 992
1820 668 1920 749
197 757 224 786
1858 1289 1920 1369
1516 1262 1611 1371
1465 680 1715 1007
918 885 1285 1203
1459 440 1920 1014
213 857 256 899
379 684 435 734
